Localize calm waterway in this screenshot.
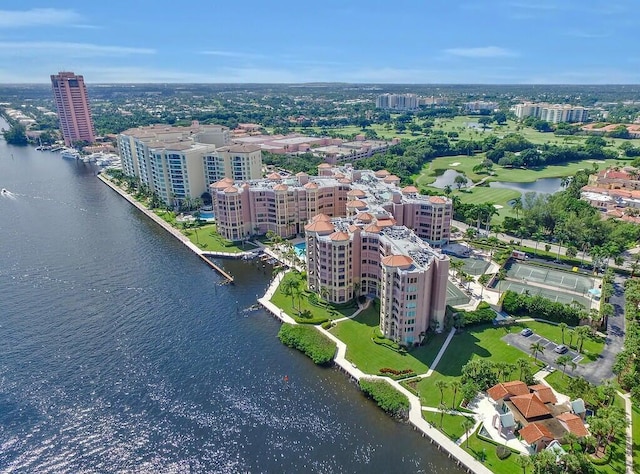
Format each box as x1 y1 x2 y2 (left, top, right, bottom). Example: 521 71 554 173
0 130 463 472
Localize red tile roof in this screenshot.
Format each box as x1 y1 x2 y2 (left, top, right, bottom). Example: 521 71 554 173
519 423 554 444
510 393 552 419
557 413 589 437
329 231 350 241
487 381 529 401
304 220 335 233
381 255 413 268
528 384 558 404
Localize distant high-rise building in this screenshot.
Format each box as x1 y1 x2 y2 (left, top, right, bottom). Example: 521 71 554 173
50 71 96 147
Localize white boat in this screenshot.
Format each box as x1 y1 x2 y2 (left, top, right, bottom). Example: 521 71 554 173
61 148 80 160
1 188 7 195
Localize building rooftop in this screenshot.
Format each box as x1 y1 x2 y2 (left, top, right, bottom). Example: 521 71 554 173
556 413 589 437
519 422 554 444
510 393 552 419
487 381 530 401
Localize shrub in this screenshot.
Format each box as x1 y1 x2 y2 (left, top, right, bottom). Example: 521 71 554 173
502 290 581 325
321 321 332 330
359 378 409 416
278 323 336 365
495 445 511 460
378 368 416 380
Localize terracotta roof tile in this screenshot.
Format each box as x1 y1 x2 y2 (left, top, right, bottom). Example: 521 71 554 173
374 169 390 177
363 224 381 233
519 423 554 444
381 255 413 268
356 212 373 223
511 394 552 419
329 231 350 241
487 381 529 401
528 385 558 404
304 220 335 233
402 185 419 194
267 172 281 180
556 413 589 437
347 189 366 197
429 196 447 204
346 200 367 209
303 182 319 189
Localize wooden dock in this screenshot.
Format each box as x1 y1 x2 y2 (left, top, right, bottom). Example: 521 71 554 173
198 254 234 283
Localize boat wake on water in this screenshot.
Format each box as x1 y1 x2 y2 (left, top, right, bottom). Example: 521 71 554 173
1 188 16 199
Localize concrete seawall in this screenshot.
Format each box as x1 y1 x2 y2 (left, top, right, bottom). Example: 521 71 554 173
98 174 243 283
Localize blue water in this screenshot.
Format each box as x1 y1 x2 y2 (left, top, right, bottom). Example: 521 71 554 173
199 210 214 219
294 242 306 257
0 124 461 473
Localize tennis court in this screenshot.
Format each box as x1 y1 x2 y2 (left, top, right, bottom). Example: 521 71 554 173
506 262 595 294
451 256 490 276
495 280 590 307
447 282 470 307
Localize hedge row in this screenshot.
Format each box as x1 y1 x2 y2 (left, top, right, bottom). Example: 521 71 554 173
278 323 337 365
359 378 409 416
501 290 581 325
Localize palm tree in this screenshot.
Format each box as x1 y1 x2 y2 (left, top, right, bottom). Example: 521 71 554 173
558 322 568 345
435 380 448 405
515 454 532 474
449 259 465 280
512 197 523 219
461 419 475 449
575 325 591 354
556 354 572 378
529 342 544 362
282 277 300 308
478 273 490 298
443 184 452 196
567 329 575 349
450 380 462 409
438 403 447 428
516 358 529 381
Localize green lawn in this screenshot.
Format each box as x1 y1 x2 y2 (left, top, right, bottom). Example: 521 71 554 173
411 324 542 407
270 272 358 323
543 370 572 395
330 305 448 374
461 431 525 474
633 403 640 472
422 411 474 441
182 223 249 253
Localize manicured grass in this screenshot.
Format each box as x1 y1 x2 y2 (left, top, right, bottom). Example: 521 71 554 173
592 434 628 474
270 272 358 323
183 223 248 253
544 369 572 395
155 209 178 226
633 403 640 473
412 372 467 409
330 305 448 374
512 320 605 362
461 431 524 474
422 411 474 441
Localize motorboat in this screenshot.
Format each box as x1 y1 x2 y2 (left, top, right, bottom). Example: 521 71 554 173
61 148 80 160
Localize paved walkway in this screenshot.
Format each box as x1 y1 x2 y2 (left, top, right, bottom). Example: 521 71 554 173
425 328 456 377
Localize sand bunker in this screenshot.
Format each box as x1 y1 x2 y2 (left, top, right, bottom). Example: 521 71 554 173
450 162 461 167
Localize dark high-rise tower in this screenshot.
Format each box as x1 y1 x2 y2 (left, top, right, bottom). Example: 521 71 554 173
51 71 95 147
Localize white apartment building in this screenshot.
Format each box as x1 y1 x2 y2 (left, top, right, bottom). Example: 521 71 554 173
514 102 589 123
118 123 262 206
376 93 419 111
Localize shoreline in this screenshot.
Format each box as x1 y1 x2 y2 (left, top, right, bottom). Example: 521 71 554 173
97 173 246 283
99 172 491 474
258 271 493 474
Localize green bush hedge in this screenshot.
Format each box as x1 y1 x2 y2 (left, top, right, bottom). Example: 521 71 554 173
502 290 581 325
359 378 409 416
278 323 336 365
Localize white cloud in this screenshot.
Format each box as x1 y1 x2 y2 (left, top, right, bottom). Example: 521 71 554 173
444 46 517 58
0 8 84 28
0 42 155 57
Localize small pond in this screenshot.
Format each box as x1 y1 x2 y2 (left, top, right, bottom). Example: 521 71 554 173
431 169 473 188
488 177 563 196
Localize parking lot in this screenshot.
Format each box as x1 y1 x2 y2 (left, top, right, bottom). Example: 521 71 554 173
502 331 583 368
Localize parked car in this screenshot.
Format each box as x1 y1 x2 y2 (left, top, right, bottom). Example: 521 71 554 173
521 328 533 337
554 344 568 354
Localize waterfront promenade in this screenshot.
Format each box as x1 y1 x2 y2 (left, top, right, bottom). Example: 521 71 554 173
259 270 493 474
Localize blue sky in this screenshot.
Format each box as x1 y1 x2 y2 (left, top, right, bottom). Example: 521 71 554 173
0 1 637 84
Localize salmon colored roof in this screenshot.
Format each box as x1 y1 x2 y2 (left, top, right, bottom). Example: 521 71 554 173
304 220 335 233
318 163 332 168
402 185 419 194
383 175 400 183
212 178 234 190
519 423 554 444
312 213 331 222
348 189 366 197
357 212 373 223
296 171 308 176
429 196 447 204
267 172 281 180
374 169 390 178
381 254 413 268
346 200 367 209
273 184 288 191
363 224 382 233
329 231 350 241
334 172 344 179
223 186 238 194
487 381 529 401
511 394 552 419
303 182 319 189
376 218 396 227
339 178 352 184
528 385 558 404
556 413 589 437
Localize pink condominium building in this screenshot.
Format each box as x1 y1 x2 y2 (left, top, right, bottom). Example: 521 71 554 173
211 163 452 246
50 72 95 147
305 215 449 344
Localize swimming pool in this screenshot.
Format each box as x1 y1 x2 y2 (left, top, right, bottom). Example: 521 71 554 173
294 242 306 257
199 211 215 220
